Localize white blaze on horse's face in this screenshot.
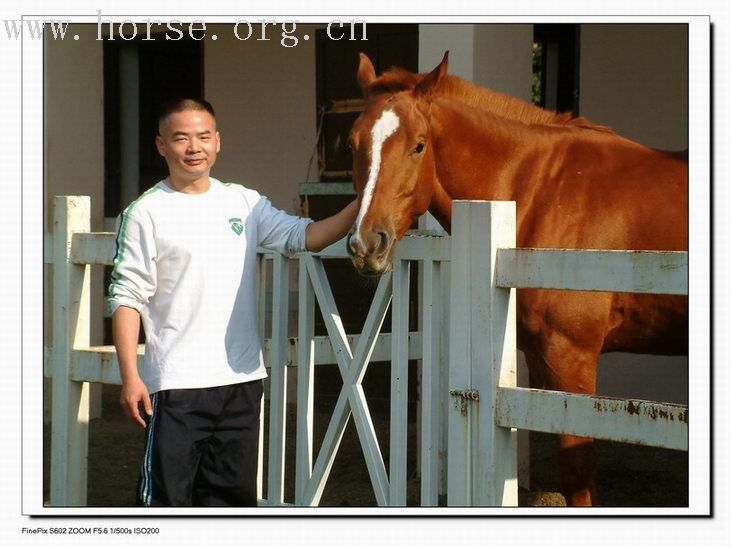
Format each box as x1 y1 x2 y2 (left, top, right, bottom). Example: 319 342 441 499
353 109 401 241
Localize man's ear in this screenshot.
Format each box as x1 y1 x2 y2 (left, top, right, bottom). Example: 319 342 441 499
155 135 165 157
216 131 221 153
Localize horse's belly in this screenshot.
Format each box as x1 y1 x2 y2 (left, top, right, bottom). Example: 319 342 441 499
515 290 688 358
602 293 688 355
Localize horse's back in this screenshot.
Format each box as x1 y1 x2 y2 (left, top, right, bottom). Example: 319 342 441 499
517 132 688 252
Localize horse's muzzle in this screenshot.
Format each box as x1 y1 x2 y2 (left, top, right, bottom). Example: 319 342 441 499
346 229 395 277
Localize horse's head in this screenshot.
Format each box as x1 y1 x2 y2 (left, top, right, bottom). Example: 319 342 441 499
346 52 448 276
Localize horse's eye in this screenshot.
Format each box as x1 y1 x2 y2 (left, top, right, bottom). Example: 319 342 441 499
414 141 425 154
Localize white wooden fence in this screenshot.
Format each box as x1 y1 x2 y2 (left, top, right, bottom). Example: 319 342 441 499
43 196 688 507
446 200 688 506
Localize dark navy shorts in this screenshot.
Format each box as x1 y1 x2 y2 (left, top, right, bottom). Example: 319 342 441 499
137 380 264 507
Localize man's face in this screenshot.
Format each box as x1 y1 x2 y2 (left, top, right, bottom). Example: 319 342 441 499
156 109 221 182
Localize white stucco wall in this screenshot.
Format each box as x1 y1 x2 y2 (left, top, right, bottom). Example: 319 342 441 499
204 24 319 214
44 25 105 347
580 24 688 151
419 24 533 101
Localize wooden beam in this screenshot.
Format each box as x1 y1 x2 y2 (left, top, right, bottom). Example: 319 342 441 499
497 248 688 295
496 387 688 451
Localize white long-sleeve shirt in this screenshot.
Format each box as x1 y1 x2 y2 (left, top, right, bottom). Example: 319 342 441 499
107 178 312 394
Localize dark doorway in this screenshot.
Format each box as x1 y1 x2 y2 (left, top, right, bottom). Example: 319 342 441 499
103 36 203 217
532 24 580 115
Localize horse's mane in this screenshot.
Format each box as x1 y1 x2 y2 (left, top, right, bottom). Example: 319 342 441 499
368 67 614 134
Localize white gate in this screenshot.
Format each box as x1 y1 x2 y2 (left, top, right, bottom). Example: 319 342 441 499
260 231 450 506
43 196 689 507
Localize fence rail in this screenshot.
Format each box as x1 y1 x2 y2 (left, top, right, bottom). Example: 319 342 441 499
44 196 688 508
495 387 688 451
497 247 688 294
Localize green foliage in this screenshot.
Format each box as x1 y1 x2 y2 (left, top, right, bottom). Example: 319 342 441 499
532 42 543 106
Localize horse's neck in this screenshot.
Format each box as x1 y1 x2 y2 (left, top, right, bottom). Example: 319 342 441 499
440 76 562 127
427 99 536 229
429 181 454 233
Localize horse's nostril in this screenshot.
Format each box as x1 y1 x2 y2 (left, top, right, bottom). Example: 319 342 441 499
347 233 363 256
376 231 390 254
348 228 392 258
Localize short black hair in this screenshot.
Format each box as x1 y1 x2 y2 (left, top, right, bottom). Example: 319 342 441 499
157 98 216 132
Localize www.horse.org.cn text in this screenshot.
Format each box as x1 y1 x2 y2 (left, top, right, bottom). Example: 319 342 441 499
4 10 369 47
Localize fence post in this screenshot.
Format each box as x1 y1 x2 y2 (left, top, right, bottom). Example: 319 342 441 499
256 254 267 503
50 196 91 506
439 261 451 499
419 255 443 506
295 255 316 505
267 253 290 505
447 200 517 506
389 257 410 505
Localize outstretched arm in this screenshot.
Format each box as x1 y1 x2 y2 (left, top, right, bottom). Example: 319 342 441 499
305 199 359 253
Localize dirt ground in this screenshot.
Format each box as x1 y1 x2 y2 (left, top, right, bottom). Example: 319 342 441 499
43 384 688 508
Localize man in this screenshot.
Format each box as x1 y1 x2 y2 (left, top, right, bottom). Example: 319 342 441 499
108 98 358 506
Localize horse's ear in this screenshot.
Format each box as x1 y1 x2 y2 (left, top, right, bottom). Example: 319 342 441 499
357 53 377 95
416 51 449 96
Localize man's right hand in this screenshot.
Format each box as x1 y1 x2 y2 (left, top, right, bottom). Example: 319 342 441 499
120 377 152 428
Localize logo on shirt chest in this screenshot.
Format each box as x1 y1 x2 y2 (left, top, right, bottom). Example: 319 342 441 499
228 217 244 236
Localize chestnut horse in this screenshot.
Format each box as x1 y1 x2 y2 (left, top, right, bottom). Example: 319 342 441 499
346 52 688 506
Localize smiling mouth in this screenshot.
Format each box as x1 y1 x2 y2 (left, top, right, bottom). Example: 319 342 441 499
184 158 204 165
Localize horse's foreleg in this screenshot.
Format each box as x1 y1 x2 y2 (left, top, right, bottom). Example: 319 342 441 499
557 434 598 506
529 345 601 507
554 347 600 506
